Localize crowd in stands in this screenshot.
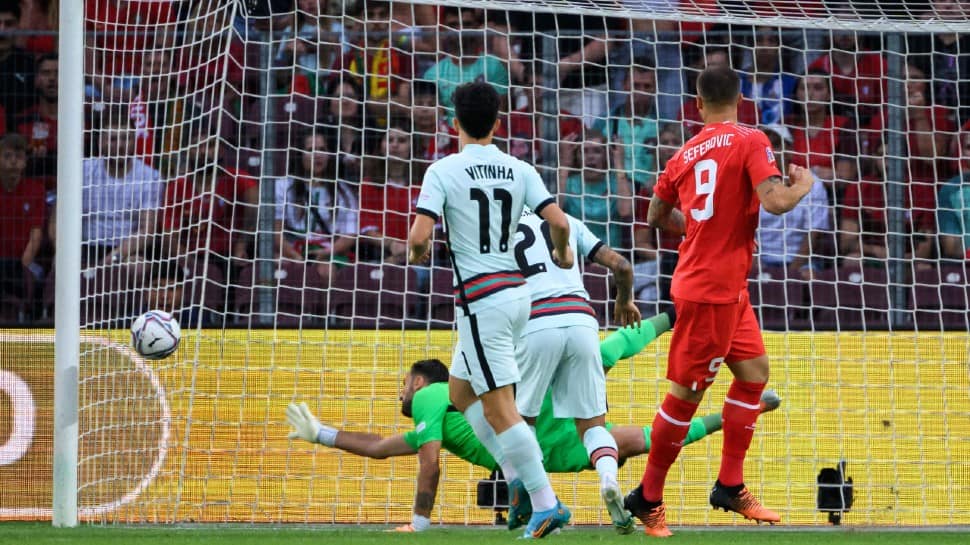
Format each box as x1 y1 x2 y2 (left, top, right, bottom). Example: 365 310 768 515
1 0 968 330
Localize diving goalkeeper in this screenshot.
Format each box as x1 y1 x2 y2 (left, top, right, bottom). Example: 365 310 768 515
285 310 781 532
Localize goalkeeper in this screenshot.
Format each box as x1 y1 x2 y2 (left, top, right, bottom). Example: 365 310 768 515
285 310 781 532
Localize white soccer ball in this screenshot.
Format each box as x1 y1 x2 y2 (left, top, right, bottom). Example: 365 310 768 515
130 310 181 360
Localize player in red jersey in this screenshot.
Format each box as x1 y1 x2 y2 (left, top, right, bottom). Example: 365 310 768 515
622 65 815 537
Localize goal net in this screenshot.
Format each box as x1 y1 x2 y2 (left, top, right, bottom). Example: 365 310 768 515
5 0 968 528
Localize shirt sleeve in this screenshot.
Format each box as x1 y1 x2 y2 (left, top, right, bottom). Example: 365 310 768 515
406 387 448 449
416 167 445 221
746 130 783 189
652 168 676 205
808 178 831 231
523 166 554 215
571 215 605 262
358 182 383 234
141 165 163 210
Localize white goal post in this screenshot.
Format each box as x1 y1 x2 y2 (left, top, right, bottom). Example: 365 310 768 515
41 0 970 528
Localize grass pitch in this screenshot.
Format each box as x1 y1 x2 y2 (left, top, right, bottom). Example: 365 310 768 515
3 523 970 545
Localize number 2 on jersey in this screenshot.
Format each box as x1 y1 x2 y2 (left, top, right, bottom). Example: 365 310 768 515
691 159 717 221
514 222 554 277
469 187 513 254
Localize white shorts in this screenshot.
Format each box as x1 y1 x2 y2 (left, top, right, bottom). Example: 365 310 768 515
515 325 607 419
449 297 529 396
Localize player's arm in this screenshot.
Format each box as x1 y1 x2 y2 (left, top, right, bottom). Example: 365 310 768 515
646 195 685 236
402 440 442 532
538 203 573 268
591 245 640 327
286 402 417 459
410 170 445 264
757 163 815 215
408 214 435 264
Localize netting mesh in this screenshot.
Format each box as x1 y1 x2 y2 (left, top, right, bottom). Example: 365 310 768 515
0 0 968 527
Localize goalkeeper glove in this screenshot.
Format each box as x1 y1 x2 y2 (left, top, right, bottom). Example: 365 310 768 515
286 402 337 446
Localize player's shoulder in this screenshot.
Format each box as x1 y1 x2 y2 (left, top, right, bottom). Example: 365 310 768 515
412 382 449 408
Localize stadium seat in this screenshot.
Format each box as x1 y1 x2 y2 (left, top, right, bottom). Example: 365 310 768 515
748 265 810 331
912 264 970 331
582 263 611 327
812 263 890 331
428 266 455 327
329 263 417 328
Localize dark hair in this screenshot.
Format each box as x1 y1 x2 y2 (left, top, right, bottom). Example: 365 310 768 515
410 359 449 384
697 65 740 107
36 53 58 68
412 79 437 99
453 81 499 139
0 0 21 19
0 133 27 153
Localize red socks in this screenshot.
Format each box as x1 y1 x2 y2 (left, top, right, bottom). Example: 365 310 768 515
718 379 766 487
641 394 699 502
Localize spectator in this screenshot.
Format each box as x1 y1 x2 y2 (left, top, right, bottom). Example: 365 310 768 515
359 123 423 264
273 129 357 280
937 131 970 261
631 123 684 310
335 0 412 125
161 125 258 271
909 0 970 126
15 53 56 186
558 128 633 250
421 16 509 125
862 61 957 189
0 133 44 309
808 30 886 125
275 0 343 95
594 61 659 190
0 1 34 128
18 0 56 55
82 112 163 266
322 77 371 183
785 69 858 189
410 80 456 173
680 46 760 136
738 26 797 126
839 142 934 263
755 124 831 278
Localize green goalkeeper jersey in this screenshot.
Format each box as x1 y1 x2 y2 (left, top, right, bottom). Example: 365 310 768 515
402 382 597 473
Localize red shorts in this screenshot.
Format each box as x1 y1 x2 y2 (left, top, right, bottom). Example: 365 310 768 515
667 291 766 391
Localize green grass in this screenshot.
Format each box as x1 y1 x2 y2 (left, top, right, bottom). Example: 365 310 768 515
3 523 970 545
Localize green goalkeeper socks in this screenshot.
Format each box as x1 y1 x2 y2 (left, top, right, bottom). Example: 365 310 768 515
600 311 674 369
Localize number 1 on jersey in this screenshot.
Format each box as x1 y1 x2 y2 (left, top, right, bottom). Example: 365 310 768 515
470 187 513 254
691 159 717 221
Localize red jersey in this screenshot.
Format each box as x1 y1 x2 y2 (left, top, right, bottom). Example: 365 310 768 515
0 178 46 259
162 168 257 256
359 179 421 241
653 122 781 303
788 114 854 172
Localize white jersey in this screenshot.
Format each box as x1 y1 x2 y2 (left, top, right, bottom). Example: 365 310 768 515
416 143 555 314
515 212 603 334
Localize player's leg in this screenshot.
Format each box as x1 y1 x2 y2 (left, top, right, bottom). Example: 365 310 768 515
611 388 782 461
710 295 779 523
600 309 675 371
625 299 732 538
555 326 631 533
506 329 563 531
456 300 568 538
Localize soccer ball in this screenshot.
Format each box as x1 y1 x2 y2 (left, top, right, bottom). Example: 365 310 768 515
130 310 181 360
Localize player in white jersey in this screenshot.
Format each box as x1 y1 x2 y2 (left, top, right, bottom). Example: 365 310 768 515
408 81 574 538
510 210 642 533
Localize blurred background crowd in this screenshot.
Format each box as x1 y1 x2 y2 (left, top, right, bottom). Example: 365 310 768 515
0 0 968 330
